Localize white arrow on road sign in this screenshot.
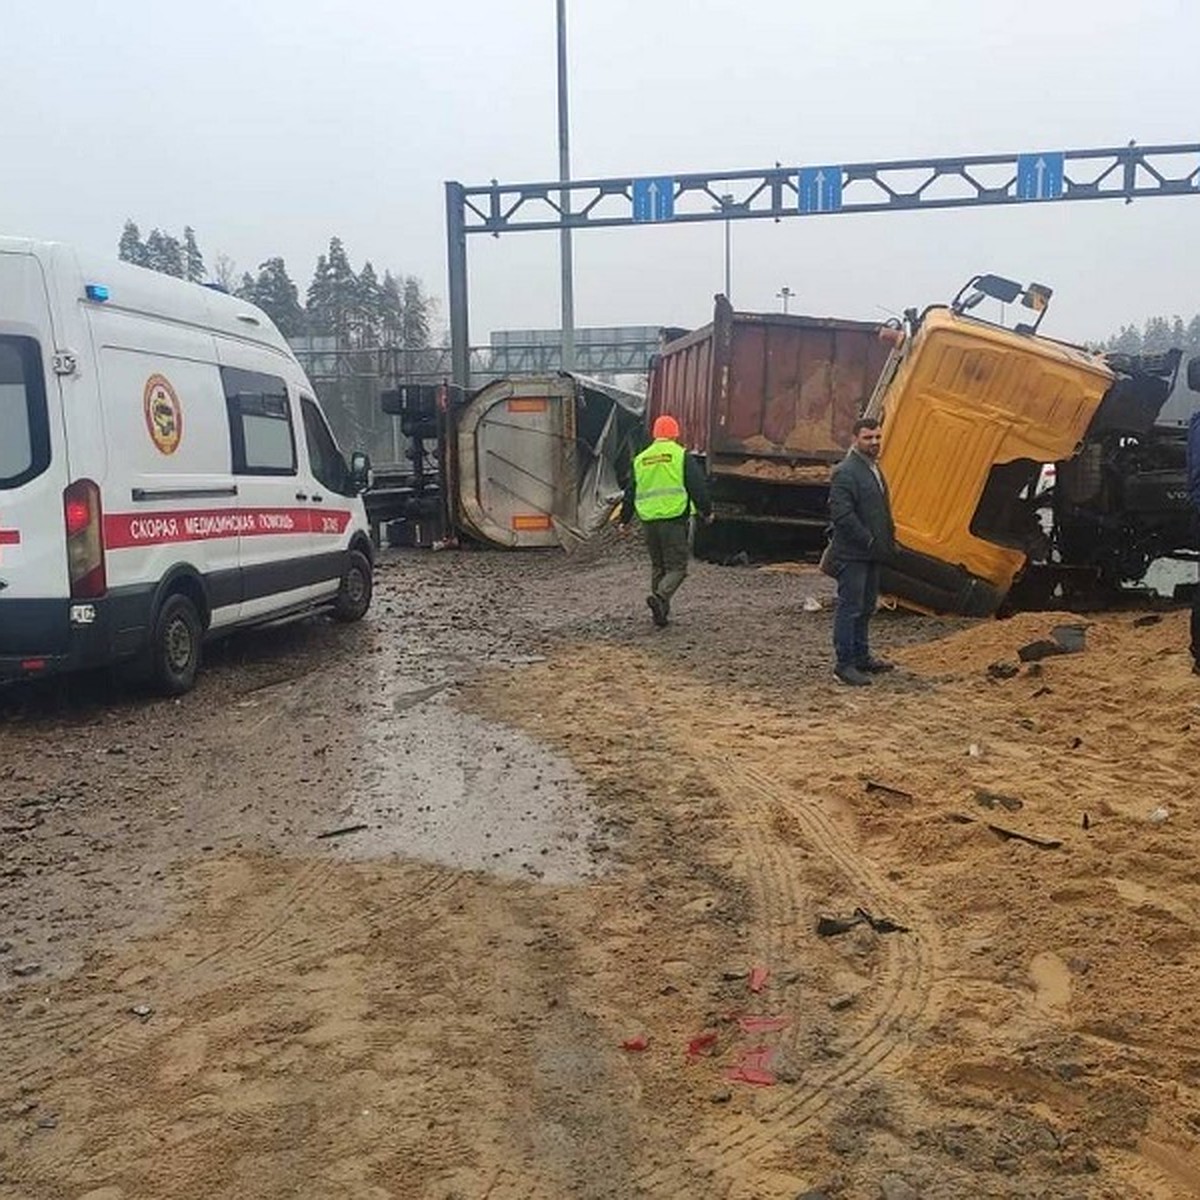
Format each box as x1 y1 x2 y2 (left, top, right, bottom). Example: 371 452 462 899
798 165 843 213
1017 152 1064 200
632 177 675 222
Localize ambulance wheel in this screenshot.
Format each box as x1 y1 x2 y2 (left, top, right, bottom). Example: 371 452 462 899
333 549 373 622
150 593 202 694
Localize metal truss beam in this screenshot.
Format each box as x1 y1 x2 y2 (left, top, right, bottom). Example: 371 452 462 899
292 339 658 387
455 143 1200 235
446 141 1200 383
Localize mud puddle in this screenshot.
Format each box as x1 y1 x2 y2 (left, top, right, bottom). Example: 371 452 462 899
325 669 605 884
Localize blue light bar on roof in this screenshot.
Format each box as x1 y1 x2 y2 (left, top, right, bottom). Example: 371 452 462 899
84 284 109 302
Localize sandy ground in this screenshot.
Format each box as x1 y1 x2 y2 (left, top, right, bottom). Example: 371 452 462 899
2 538 1199 1199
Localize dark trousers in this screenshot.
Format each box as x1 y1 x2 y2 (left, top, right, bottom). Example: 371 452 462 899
1192 585 1200 666
644 516 690 605
833 558 880 668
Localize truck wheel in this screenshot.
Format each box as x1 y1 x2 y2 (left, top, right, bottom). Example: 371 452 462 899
333 549 373 622
150 593 202 695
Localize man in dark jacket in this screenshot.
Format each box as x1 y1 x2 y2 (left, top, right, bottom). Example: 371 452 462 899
1188 410 1200 674
828 416 896 686
619 414 713 627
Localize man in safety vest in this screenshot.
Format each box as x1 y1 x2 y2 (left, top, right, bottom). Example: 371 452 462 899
618 414 713 627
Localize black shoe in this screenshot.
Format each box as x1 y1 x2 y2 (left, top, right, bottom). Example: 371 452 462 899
834 664 872 687
860 657 895 674
646 594 668 627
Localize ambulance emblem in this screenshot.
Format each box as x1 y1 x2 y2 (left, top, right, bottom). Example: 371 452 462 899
144 374 183 455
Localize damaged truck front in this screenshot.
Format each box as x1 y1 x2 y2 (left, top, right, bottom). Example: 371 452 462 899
867 274 1197 616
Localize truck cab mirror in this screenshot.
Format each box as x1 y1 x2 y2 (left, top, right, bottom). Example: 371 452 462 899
1022 282 1053 312
951 273 1023 315
1188 356 1200 393
974 274 1023 304
349 451 372 494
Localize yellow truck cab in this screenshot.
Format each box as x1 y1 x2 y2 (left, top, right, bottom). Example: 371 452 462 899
867 275 1114 615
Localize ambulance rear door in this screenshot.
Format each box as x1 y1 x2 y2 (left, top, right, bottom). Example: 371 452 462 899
0 247 70 662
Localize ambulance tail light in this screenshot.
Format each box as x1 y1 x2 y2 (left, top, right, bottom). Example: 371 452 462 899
63 479 106 599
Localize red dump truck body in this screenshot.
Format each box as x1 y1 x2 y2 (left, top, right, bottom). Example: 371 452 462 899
647 296 891 543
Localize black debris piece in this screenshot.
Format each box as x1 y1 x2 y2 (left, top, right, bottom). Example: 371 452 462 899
1018 639 1067 663
974 789 1024 813
1051 624 1088 653
949 811 1063 850
816 906 909 938
316 823 370 840
864 779 913 802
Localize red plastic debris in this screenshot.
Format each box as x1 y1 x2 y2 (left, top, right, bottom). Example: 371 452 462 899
686 1030 719 1058
727 1046 776 1086
736 1015 791 1035
748 965 769 994
621 1035 649 1052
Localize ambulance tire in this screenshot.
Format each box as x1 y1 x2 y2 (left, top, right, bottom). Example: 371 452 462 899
333 549 373 623
149 592 203 695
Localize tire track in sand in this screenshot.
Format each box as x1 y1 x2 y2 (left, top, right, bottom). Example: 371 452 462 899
635 750 937 1193
1 859 466 1097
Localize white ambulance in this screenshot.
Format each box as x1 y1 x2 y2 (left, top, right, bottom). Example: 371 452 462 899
0 236 375 694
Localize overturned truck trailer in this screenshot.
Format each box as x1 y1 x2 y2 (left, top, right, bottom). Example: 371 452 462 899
647 295 892 555
377 373 644 550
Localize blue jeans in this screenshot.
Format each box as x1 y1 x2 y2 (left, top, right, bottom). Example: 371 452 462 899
833 558 880 668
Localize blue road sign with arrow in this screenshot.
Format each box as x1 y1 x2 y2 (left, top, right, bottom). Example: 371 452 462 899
798 166 843 213
632 177 675 222
1016 153 1065 200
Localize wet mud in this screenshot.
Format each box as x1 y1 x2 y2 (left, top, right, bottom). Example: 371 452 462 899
2 538 1198 1198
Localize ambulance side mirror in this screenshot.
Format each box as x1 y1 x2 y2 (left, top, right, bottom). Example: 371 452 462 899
349 451 372 494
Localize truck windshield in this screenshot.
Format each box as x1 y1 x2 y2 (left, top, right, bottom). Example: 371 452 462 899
0 335 50 489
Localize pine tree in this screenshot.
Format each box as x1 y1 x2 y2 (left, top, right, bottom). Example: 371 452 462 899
1142 316 1173 354
1107 324 1143 355
325 237 357 345
400 276 431 349
183 226 206 283
247 258 305 337
306 254 334 336
118 220 149 267
380 272 405 345
355 261 382 347
145 229 184 278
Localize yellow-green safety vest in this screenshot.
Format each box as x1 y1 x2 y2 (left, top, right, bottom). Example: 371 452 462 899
633 439 689 521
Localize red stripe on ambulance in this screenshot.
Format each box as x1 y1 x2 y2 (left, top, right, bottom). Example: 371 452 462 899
103 507 352 549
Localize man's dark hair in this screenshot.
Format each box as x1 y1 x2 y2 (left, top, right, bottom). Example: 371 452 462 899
852 416 882 435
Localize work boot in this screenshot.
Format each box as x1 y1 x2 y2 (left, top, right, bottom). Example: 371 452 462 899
646 594 668 628
834 664 872 687
860 656 895 674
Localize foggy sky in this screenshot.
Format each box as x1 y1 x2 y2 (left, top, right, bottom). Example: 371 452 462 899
3 0 1198 346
